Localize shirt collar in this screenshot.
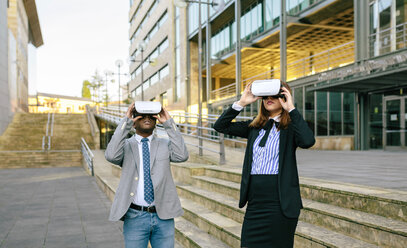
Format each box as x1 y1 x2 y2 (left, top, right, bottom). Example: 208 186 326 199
134 133 153 144
269 115 281 122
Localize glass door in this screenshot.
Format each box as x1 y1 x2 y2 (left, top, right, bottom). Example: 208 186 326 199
383 96 406 149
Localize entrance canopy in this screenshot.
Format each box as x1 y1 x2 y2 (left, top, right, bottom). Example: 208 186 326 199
307 50 407 93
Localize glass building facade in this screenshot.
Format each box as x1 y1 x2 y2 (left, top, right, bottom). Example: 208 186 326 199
187 0 407 150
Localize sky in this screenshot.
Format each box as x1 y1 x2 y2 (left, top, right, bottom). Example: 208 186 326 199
29 0 130 100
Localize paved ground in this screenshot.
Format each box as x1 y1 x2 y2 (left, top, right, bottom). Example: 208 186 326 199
0 167 124 248
182 135 407 191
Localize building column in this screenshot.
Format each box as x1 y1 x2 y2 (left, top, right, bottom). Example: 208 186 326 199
206 4 212 107
354 0 370 150
280 0 287 82
354 0 369 61
235 0 241 100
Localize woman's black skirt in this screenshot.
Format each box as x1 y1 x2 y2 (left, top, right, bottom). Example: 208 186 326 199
241 175 298 248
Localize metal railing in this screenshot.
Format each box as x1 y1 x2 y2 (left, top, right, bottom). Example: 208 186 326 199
369 22 407 58
42 113 55 151
210 41 355 101
81 137 94 176
96 107 252 165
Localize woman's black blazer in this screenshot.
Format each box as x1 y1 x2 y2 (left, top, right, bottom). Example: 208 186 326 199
213 107 315 218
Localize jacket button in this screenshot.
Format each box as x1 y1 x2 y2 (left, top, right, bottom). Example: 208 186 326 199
135 177 138 181
130 192 134 196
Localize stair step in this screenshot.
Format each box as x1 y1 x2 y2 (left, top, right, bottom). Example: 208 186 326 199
175 217 230 248
300 177 407 222
178 175 406 247
192 175 240 200
301 199 407 247
180 197 240 247
173 163 407 222
177 184 245 223
179 195 381 248
296 221 379 248
174 240 184 248
204 166 242 184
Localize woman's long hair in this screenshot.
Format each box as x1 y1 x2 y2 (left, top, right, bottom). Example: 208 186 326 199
249 81 292 130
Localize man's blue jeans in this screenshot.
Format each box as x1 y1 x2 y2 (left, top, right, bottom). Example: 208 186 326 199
123 208 174 248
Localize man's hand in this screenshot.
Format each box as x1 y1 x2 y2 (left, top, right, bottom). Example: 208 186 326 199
126 103 142 123
153 107 171 124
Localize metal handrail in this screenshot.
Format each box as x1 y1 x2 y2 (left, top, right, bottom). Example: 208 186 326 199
50 113 55 137
86 105 96 137
81 137 94 176
369 22 407 57
43 113 53 151
96 108 237 164
210 40 356 101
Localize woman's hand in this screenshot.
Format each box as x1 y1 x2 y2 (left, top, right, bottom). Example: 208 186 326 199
153 107 171 124
237 82 261 107
279 87 295 112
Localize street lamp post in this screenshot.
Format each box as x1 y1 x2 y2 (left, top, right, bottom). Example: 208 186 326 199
115 59 124 113
137 41 147 101
104 70 113 107
129 44 156 102
175 0 224 156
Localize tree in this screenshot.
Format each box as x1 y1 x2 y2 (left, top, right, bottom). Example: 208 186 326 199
82 80 91 99
91 70 104 104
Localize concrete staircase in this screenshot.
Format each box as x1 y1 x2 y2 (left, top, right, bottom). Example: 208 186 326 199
91 148 407 248
0 113 94 168
0 113 48 150
171 163 407 248
51 113 95 150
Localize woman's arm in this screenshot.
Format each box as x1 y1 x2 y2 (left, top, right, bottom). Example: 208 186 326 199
213 106 252 138
214 82 260 139
289 109 315 148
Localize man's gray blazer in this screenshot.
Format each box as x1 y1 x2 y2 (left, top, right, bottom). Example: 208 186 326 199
105 117 189 221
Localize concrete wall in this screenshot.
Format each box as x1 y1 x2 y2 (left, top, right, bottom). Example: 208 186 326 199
0 0 12 135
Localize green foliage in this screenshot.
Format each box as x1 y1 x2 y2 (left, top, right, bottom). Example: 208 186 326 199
82 80 91 99
123 97 132 104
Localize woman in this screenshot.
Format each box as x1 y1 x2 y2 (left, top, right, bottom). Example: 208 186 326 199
213 81 315 248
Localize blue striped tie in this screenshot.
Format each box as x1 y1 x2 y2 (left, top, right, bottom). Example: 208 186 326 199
141 138 154 204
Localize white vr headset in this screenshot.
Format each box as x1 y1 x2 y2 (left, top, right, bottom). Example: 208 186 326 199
250 79 282 96
132 101 162 118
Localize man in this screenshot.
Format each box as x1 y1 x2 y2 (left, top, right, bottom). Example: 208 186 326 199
105 102 189 248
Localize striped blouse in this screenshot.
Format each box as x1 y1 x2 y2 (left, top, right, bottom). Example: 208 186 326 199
251 119 280 175
231 102 281 175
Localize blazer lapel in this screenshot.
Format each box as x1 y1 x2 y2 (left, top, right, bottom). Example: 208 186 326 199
150 135 159 169
128 138 140 174
278 128 288 172
246 128 261 174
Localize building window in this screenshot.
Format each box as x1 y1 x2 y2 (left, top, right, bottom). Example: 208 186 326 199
294 87 303 115
160 92 168 107
150 73 159 85
305 85 315 134
369 94 383 148
316 91 328 136
343 92 355 135
265 0 281 29
143 80 149 90
159 64 169 79
329 92 342 135
144 11 168 44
